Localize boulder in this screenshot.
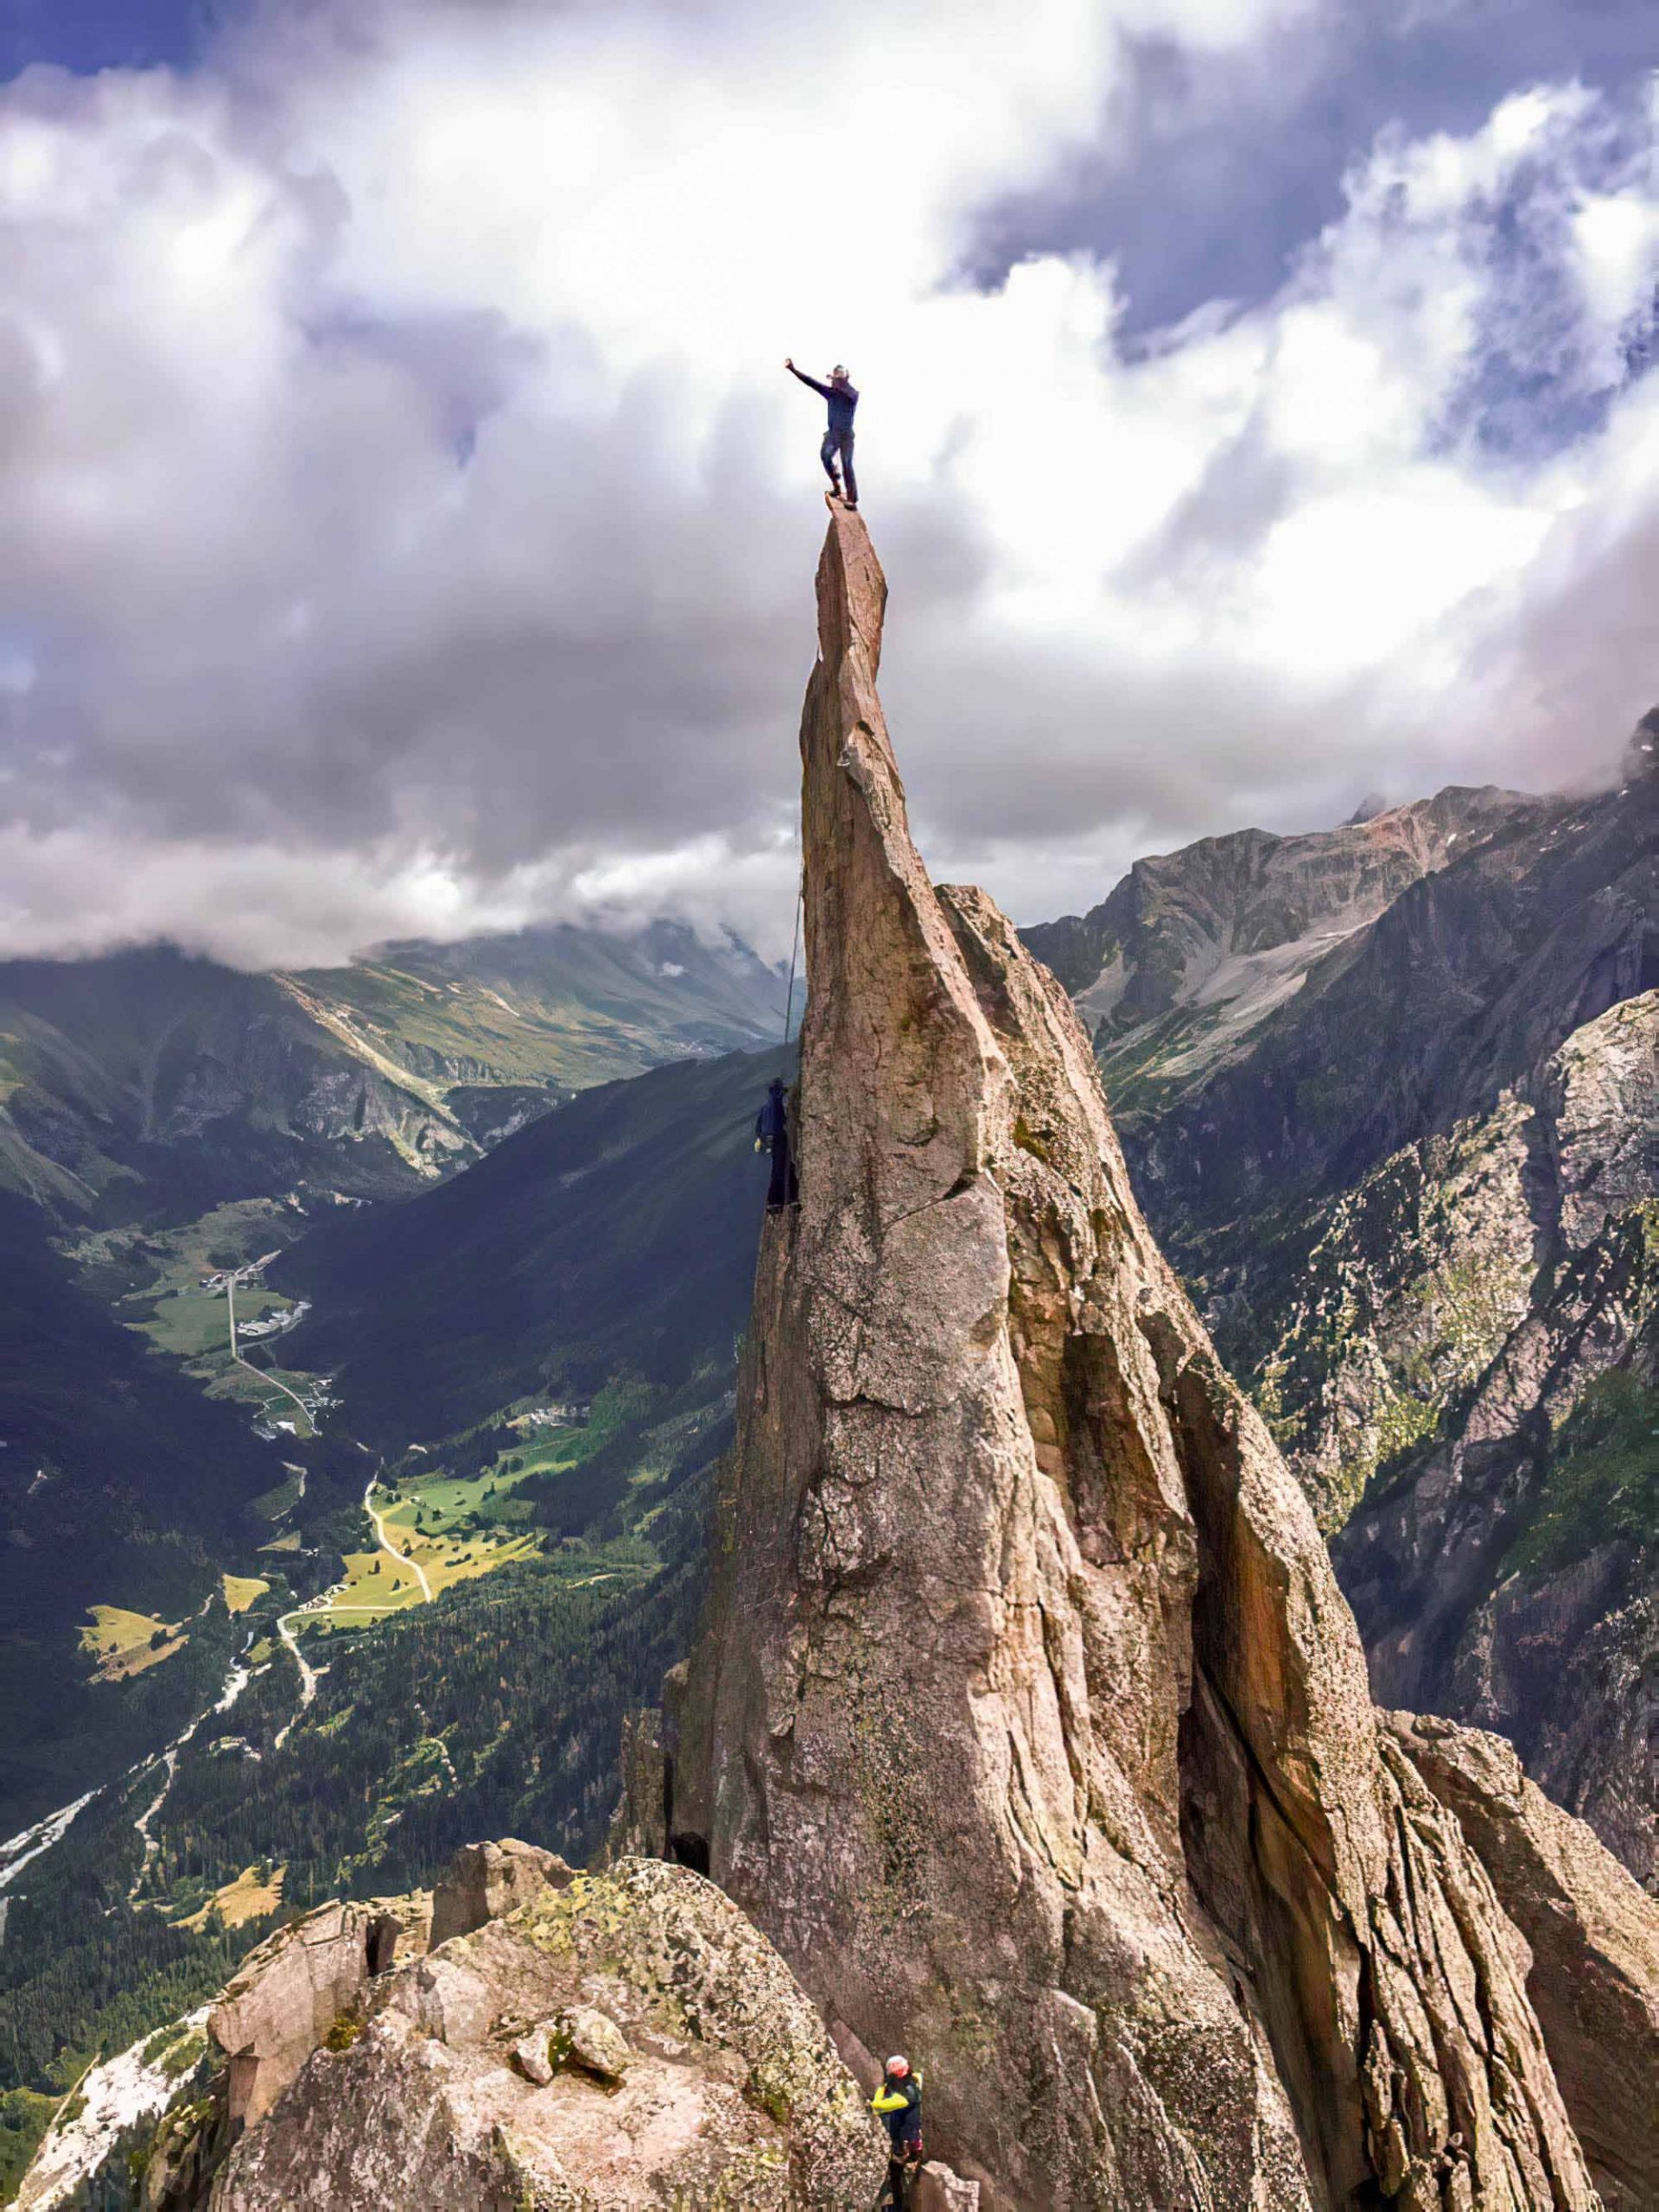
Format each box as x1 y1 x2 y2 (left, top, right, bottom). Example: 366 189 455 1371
559 2004 631 2082
427 1837 572 1948
510 2024 558 2087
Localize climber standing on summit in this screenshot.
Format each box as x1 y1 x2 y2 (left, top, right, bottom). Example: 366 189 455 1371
785 357 859 507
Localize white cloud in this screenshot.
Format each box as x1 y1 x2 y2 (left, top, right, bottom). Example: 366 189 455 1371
0 0 1654 963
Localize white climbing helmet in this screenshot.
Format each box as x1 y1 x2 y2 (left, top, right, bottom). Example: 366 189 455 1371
886 2055 910 2075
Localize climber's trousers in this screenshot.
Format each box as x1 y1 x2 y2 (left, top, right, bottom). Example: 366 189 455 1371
821 428 857 503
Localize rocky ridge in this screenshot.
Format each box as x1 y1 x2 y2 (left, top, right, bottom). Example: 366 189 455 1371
652 505 1659 2208
1021 785 1536 1106
17 1847 886 2211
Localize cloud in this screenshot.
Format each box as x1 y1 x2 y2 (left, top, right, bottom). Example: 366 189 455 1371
0 0 1655 964
972 0 1659 337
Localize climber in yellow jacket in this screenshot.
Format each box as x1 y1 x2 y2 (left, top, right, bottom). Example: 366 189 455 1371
871 2056 922 2207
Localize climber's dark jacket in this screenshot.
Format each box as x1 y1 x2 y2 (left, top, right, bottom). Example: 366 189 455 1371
872 2072 921 2148
757 1081 797 1211
789 365 859 435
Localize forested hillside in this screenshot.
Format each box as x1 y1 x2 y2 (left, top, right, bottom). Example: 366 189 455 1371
285 1043 788 1444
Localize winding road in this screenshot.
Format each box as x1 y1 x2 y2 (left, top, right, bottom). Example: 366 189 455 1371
272 1468 430 1745
365 1476 433 1601
226 1275 315 1433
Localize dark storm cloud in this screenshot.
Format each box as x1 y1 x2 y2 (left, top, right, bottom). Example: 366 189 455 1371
973 0 1659 342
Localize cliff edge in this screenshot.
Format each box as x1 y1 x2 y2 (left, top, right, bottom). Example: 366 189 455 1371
661 505 1657 2209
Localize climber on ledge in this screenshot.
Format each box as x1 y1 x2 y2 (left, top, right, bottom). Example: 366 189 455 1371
785 357 859 507
754 1075 798 1213
872 2056 922 2207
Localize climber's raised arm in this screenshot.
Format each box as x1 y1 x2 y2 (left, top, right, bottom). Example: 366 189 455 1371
785 358 833 399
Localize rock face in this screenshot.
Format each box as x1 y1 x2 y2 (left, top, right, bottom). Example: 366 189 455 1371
1385 1713 1659 2212
663 506 1616 2209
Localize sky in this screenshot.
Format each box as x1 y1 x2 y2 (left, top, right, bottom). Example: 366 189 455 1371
1 0 1656 969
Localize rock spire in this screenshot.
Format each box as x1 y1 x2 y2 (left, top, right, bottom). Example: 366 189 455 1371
662 504 1651 2209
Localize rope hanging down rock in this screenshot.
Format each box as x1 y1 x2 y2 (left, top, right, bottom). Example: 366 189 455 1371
780 879 803 1045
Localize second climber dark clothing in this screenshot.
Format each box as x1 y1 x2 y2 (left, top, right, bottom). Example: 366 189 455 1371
756 1083 798 1211
766 1131 798 1211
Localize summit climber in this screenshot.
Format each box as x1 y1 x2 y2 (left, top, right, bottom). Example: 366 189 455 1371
871 2056 922 2207
785 357 859 507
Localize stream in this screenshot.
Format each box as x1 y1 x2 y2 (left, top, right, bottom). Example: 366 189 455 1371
0 1642 257 1938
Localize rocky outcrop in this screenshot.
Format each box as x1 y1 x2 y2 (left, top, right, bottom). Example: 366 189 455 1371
210 1897 416 2131
428 1836 573 1947
599 1709 669 1863
912 2165 983 2211
17 1853 880 2212
15 1896 429 2212
1386 1713 1659 2212
661 505 1617 2209
211 1858 882 2210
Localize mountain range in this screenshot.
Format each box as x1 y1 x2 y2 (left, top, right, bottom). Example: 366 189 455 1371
10 500 1654 2212
1115 733 1658 1884
1022 780 1541 1107
0 921 785 1223
1 703 1655 2202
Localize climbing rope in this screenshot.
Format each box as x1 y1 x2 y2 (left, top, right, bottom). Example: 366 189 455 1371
781 879 804 1045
